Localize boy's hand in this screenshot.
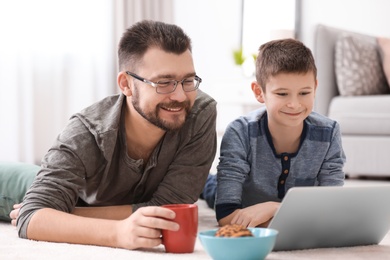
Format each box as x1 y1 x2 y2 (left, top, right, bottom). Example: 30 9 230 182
10 203 22 226
231 202 280 228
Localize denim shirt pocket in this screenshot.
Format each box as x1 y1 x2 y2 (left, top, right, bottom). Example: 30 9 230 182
294 177 316 187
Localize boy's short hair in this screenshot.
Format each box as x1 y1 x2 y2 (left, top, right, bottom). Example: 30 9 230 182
255 38 317 91
118 20 192 72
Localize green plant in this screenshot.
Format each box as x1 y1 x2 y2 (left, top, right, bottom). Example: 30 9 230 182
233 48 245 66
232 48 257 66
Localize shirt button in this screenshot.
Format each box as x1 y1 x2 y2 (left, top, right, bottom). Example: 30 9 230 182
280 180 285 185
284 169 289 174
284 156 288 161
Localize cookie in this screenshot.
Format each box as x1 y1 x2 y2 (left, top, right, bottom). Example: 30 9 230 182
215 224 253 237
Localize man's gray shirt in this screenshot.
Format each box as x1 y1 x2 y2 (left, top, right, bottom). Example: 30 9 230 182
18 90 217 238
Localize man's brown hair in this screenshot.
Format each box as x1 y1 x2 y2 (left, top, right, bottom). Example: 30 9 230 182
118 20 192 72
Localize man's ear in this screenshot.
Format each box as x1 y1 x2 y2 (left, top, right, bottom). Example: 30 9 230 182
118 72 132 96
251 81 265 103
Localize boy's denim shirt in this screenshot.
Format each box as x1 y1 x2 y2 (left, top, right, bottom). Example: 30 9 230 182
215 107 345 221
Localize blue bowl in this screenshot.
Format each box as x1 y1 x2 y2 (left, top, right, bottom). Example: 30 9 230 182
198 227 278 260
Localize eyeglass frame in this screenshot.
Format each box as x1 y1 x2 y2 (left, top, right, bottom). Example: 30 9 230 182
125 71 202 94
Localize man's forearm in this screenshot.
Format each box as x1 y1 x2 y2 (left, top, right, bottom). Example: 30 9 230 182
72 205 133 220
27 208 121 247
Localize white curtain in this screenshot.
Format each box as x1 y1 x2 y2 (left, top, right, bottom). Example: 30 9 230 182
113 0 174 72
0 0 173 164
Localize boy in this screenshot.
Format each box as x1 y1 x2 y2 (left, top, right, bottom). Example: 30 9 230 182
204 38 345 227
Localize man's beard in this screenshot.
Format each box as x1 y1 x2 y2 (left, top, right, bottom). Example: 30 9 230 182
132 87 192 131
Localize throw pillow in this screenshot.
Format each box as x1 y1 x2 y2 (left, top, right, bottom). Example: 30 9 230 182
0 162 39 222
335 34 390 96
377 37 390 89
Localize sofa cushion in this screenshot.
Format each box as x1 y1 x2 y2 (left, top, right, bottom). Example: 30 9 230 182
0 162 38 222
378 37 390 89
328 95 390 135
335 34 389 96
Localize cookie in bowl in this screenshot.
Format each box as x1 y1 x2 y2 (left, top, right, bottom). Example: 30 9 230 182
215 224 253 237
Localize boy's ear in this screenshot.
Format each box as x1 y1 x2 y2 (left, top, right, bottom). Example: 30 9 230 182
118 72 132 96
251 81 265 103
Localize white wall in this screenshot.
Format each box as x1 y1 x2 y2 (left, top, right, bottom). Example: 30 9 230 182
173 0 251 98
299 0 390 51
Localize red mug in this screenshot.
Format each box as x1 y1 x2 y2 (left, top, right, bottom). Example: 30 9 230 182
161 204 198 253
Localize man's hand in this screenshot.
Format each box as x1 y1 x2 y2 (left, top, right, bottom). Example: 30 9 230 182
115 206 179 250
10 203 22 226
12 203 180 250
230 202 280 228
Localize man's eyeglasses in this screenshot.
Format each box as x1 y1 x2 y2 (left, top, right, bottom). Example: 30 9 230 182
126 71 202 94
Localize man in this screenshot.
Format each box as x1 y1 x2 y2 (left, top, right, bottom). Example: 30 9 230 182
11 20 217 250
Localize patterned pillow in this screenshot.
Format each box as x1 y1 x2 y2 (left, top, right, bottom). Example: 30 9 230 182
335 34 390 96
377 37 390 90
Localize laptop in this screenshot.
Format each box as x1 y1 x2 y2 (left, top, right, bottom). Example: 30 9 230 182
268 185 390 251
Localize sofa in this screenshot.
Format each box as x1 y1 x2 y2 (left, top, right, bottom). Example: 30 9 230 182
313 24 390 177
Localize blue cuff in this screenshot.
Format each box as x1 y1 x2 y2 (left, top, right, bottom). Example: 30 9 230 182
215 203 242 221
